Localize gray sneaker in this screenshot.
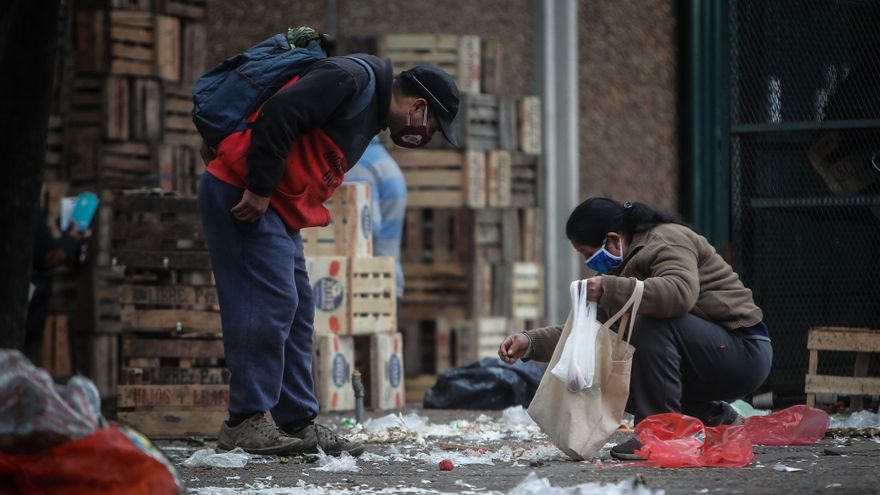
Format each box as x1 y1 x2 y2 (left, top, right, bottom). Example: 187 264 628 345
289 423 365 457
217 413 316 455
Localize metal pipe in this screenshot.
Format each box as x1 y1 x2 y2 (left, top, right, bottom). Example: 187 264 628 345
352 370 365 425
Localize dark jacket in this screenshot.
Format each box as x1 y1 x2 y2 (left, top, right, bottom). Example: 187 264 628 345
208 54 393 229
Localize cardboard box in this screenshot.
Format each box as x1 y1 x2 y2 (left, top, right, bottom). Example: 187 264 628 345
313 334 355 412
302 183 373 257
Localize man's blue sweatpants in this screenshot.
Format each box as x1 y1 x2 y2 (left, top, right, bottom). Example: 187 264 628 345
198 172 318 425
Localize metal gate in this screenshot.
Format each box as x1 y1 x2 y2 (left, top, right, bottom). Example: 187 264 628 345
728 0 880 397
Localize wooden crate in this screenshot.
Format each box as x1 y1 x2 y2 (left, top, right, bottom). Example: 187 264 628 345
350 257 396 334
158 144 202 197
111 193 211 270
393 149 485 208
519 208 544 263
40 315 73 379
454 93 517 150
117 335 227 436
402 208 474 264
472 208 520 264
92 266 124 333
181 21 206 82
510 152 540 208
163 82 201 147
313 334 355 412
457 317 510 365
487 150 512 208
302 183 373 257
69 140 157 188
378 34 480 94
400 262 472 320
404 374 436 405
511 262 544 320
68 76 129 141
131 77 162 141
354 333 405 410
518 96 542 154
45 115 64 180
155 0 206 20
76 10 180 81
309 256 397 335
85 333 119 399
805 326 880 409
481 39 502 95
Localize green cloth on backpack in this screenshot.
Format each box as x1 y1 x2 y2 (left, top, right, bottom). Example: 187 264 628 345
287 26 321 48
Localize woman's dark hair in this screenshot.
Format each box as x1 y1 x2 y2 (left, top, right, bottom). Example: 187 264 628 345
565 197 690 246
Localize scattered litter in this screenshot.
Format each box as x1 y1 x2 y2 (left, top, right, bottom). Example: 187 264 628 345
183 448 250 468
439 459 454 471
359 452 389 462
829 410 880 429
502 406 536 426
312 448 359 473
825 483 842 488
772 463 805 473
225 476 240 480
730 400 771 418
509 472 663 495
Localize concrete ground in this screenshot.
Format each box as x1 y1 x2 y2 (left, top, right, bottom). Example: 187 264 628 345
165 407 880 495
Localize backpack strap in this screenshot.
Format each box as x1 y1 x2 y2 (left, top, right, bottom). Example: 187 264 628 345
340 56 376 120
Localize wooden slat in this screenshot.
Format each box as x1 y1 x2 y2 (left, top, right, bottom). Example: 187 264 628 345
805 374 880 396
807 327 880 352
114 194 199 213
121 366 229 385
114 250 212 270
120 284 217 306
118 384 228 408
117 409 227 437
120 307 220 333
122 337 224 359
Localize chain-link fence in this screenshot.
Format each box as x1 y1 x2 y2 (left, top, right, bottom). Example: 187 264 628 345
729 0 880 398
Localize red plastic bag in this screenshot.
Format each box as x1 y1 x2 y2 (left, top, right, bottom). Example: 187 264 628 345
0 426 179 495
634 413 754 468
744 405 829 445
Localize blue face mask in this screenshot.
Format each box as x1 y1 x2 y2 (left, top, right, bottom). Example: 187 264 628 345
585 238 624 274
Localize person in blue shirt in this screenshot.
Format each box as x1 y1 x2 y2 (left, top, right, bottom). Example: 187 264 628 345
344 137 407 301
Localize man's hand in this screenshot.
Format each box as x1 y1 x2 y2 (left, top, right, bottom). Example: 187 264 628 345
587 275 604 302
231 189 271 223
498 333 530 364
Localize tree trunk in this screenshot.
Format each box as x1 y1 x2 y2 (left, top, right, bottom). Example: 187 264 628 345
0 0 61 349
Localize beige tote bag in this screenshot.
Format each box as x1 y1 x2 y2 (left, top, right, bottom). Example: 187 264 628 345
527 279 644 460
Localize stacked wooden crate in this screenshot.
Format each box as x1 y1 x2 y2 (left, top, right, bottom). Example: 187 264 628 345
39 0 208 400
111 191 225 436
303 183 404 412
376 35 545 385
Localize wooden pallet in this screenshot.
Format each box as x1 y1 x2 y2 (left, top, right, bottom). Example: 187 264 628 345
302 183 373 257
806 326 880 409
155 0 206 20
400 318 457 376
481 39 502 95
518 96 541 154
404 208 529 264
181 21 206 82
393 149 486 208
69 75 128 141
487 150 512 207
85 332 120 399
313 334 355 412
131 77 162 140
354 333 405 410
76 10 180 81
379 34 480 94
404 374 436 404
69 140 157 188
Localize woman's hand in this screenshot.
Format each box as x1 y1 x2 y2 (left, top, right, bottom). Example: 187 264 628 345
587 275 604 302
498 334 530 364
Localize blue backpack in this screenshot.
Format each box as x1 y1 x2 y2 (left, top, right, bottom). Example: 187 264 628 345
191 33 327 150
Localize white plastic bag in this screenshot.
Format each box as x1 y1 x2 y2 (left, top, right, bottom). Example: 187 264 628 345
550 280 601 392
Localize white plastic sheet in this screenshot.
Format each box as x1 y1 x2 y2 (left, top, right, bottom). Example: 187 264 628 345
183 448 250 468
313 447 360 473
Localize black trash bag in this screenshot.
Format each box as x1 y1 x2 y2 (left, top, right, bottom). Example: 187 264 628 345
423 357 544 410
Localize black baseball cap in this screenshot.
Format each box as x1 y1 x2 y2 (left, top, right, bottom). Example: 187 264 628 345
400 65 460 146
